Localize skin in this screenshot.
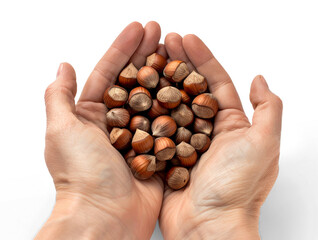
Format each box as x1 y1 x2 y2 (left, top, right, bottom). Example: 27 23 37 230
36 22 282 240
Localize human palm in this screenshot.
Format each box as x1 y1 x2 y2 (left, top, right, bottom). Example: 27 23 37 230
159 34 282 239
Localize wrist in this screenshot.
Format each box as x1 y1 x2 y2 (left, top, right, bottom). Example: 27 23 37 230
174 208 260 240
35 191 130 240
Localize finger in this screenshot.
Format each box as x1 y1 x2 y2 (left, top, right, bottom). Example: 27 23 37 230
182 34 244 112
45 63 77 122
164 33 195 71
79 22 144 103
250 75 283 137
156 43 168 59
130 21 161 68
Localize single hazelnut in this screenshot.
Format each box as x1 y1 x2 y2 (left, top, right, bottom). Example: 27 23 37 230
166 167 189 190
146 53 167 72
171 104 194 127
137 66 159 89
176 142 197 167
118 63 138 88
157 86 182 109
190 133 211 153
154 137 176 161
103 85 128 109
106 108 130 128
148 99 170 119
163 60 190 82
130 155 156 180
175 127 192 144
151 115 177 137
128 87 152 112
170 157 181 166
155 160 167 172
129 115 150 133
156 77 172 91
131 129 154 154
193 118 213 136
180 90 191 104
110 128 132 150
124 149 136 168
192 93 218 119
183 71 208 95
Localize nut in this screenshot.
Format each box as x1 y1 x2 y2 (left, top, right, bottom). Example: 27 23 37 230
148 99 170 119
193 118 213 136
130 155 156 180
146 53 167 72
157 86 182 109
163 60 190 82
170 157 182 166
175 127 192 144
154 137 176 161
156 77 172 91
137 66 159 89
129 115 150 133
166 167 189 190
128 86 152 112
183 71 208 95
131 129 154 154
151 115 177 137
180 89 191 104
118 63 138 88
171 104 194 127
110 128 132 150
106 108 130 128
155 160 167 172
176 142 197 167
192 93 218 119
103 85 128 109
190 133 211 153
124 149 136 167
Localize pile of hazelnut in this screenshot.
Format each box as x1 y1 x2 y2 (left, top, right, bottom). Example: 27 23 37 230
103 53 218 190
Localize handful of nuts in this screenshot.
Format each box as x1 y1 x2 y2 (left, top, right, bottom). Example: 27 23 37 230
104 53 218 190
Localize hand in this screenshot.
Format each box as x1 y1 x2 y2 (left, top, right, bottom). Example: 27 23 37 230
36 22 166 240
159 34 283 239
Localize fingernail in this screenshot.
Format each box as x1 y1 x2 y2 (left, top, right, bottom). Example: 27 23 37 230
257 75 269 89
56 63 64 77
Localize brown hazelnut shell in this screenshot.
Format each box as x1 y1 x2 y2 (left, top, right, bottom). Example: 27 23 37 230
154 137 176 161
192 93 218 119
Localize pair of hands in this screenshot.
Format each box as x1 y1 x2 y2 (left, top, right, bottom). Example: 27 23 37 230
36 22 282 240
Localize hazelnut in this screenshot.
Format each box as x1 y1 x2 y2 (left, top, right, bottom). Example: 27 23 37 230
128 87 152 112
183 71 208 95
154 137 176 161
170 157 182 166
156 77 172 91
148 99 170 119
193 118 213 136
131 129 154 154
166 167 189 190
137 66 159 89
192 93 218 119
151 115 177 137
171 104 194 127
175 127 192 144
176 142 197 167
190 133 211 153
155 160 167 172
163 60 190 82
130 155 156 180
124 149 136 167
146 53 167 72
118 63 138 88
157 86 182 109
180 90 191 104
106 108 130 128
129 115 150 133
110 128 132 150
103 85 128 109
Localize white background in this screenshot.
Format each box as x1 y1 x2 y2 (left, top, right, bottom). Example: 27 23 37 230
0 0 317 239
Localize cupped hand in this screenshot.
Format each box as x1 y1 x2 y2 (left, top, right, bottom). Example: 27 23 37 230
38 22 166 240
159 34 283 239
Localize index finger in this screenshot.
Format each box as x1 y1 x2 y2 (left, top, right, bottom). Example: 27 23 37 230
182 34 244 112
79 22 144 103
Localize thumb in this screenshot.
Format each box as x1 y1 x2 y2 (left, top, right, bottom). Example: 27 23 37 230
249 75 283 138
45 63 77 122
